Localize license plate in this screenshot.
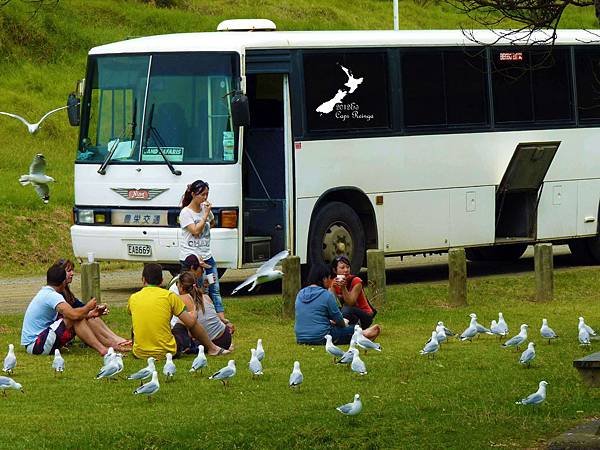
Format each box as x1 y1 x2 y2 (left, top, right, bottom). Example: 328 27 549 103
127 243 152 256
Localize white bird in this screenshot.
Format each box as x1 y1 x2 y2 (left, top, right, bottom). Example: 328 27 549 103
459 316 478 342
350 326 362 345
470 313 493 335
163 353 176 380
336 342 357 365
128 357 156 383
350 348 368 376
497 312 509 335
133 370 160 401
255 338 265 362
502 324 529 350
519 342 536 367
339 65 364 94
114 353 124 372
0 376 23 396
231 250 289 294
578 317 597 336
189 345 207 374
52 349 65 374
355 325 382 352
96 357 122 380
18 154 54 203
579 326 591 346
336 393 363 416
0 104 70 134
209 360 236 386
289 361 303 388
540 319 558 343
3 344 16 374
421 331 440 358
325 334 345 362
103 347 115 365
516 380 548 405
435 322 449 344
490 320 508 338
248 349 263 377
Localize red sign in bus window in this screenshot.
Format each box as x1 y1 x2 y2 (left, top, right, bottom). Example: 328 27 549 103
499 52 523 61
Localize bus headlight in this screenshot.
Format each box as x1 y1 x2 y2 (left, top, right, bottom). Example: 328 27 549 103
78 209 95 224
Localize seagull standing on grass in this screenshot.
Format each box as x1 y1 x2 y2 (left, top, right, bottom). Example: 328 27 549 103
336 393 362 416
579 317 597 337
163 353 176 380
490 320 508 338
540 319 558 344
231 250 289 294
502 324 529 350
435 322 448 344
579 326 591 346
0 104 70 134
133 371 160 401
52 349 65 374
18 154 54 204
355 325 382 352
209 360 236 386
459 315 478 342
325 335 345 362
420 331 440 358
96 356 122 380
190 345 207 374
336 342 357 366
103 347 115 365
0 376 23 396
248 349 263 377
255 339 265 362
516 380 548 405
519 342 536 368
3 344 16 374
350 348 368 376
497 312 509 335
470 313 493 336
128 357 156 385
289 361 303 388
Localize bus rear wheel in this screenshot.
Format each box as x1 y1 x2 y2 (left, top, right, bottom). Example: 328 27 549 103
568 238 596 264
465 244 527 262
308 201 365 274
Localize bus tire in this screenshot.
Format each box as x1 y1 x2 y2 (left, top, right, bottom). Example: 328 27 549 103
585 236 600 263
465 247 485 262
465 244 527 262
308 201 365 274
568 238 596 264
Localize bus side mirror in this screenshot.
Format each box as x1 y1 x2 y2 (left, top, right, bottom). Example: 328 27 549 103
67 93 80 126
231 92 250 127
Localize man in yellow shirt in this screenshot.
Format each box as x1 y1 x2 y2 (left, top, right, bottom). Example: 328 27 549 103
127 263 229 359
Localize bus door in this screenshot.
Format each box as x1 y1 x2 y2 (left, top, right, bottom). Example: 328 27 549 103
241 72 288 263
495 141 560 241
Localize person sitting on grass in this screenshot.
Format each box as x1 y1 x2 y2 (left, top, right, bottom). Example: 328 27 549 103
21 264 111 356
294 262 381 345
56 258 132 352
127 263 229 359
171 271 235 354
329 255 377 329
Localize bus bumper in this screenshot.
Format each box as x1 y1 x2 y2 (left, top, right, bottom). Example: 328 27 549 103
70 225 239 268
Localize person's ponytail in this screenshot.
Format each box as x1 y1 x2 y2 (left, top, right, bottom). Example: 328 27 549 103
181 184 194 207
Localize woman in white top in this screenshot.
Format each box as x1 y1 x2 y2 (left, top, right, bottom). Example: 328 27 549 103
179 179 225 318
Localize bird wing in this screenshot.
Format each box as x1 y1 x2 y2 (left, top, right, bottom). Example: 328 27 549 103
337 402 353 414
522 392 544 404
327 345 344 357
29 154 46 175
443 327 456 336
231 274 258 295
37 105 69 125
0 111 31 127
503 334 522 347
33 183 50 202
249 358 262 374
134 381 158 395
422 340 438 354
352 358 367 373
256 250 289 275
289 371 303 386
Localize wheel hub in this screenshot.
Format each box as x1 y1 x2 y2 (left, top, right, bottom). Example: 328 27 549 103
322 223 353 264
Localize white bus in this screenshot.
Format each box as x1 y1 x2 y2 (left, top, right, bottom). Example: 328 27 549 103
70 21 600 274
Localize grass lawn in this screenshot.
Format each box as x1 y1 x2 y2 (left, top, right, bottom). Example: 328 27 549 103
1 267 600 449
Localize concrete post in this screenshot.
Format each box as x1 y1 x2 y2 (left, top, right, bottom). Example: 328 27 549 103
448 247 467 306
282 255 301 319
534 243 553 302
367 249 386 307
81 262 101 302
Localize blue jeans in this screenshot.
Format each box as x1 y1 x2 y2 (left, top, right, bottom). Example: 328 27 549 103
179 256 224 313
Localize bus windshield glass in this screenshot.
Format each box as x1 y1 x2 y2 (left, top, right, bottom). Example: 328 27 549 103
77 52 239 165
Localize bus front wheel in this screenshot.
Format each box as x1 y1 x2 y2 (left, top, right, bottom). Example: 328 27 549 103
308 201 365 274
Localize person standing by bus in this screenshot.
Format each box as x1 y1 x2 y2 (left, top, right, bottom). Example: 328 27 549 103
179 180 226 320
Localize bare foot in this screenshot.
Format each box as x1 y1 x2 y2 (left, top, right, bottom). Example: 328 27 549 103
207 347 231 357
363 324 381 340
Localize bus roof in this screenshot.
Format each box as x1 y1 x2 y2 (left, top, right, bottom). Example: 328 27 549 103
89 29 600 56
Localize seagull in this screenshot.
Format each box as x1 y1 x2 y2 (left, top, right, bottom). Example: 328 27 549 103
497 312 509 335
18 154 54 204
248 349 263 377
255 339 265 362
578 317 597 336
339 65 364 94
133 370 160 401
209 360 236 386
516 380 548 405
95 357 122 380
355 325 382 352
3 344 16 374
0 104 70 134
350 326 362 345
540 319 558 344
163 353 176 380
103 347 115 365
289 361 303 388
336 342 357 365
231 250 289 294
579 326 591 346
128 357 156 384
325 334 345 362
336 393 363 416
52 349 65 374
420 331 440 358
470 313 493 336
435 321 453 343
459 316 478 342
502 324 529 350
189 345 208 374
0 376 23 396
350 348 368 376
519 342 536 367
490 320 508 338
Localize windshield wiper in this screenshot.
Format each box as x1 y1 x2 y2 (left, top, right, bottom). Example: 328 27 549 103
144 103 182 176
98 99 138 175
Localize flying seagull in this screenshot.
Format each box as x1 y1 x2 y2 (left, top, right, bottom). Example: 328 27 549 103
19 154 54 203
231 250 289 294
0 105 70 134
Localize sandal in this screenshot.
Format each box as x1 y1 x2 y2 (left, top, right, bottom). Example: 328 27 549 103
115 341 133 352
210 347 230 356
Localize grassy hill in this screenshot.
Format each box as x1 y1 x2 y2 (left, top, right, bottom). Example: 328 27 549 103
0 0 597 276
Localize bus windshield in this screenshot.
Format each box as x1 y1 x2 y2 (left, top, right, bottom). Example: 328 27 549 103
77 52 239 165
